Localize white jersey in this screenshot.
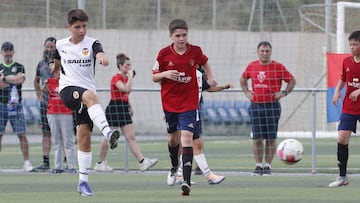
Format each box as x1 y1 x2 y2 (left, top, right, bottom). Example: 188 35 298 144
56 36 102 92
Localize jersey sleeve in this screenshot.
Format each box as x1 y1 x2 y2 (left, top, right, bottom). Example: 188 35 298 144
92 40 104 56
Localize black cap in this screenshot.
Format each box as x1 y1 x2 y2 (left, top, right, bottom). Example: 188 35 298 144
1 42 14 51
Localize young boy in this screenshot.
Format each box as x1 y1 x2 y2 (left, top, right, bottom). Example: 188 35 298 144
52 8 120 196
152 19 216 196
328 30 360 187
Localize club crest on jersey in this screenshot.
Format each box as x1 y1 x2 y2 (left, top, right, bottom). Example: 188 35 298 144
168 61 174 67
257 71 266 83
82 48 89 56
73 91 80 99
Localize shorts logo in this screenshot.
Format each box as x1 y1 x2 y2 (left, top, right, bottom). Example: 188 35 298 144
82 48 89 56
187 123 194 129
73 91 80 99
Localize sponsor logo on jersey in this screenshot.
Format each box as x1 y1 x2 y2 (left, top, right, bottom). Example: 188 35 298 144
168 61 174 67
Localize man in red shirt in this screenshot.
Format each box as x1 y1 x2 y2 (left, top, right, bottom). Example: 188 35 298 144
328 30 360 187
240 41 296 176
152 19 216 196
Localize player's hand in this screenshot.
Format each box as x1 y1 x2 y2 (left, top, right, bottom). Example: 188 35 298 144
349 89 360 102
245 91 253 101
225 83 234 89
164 70 181 81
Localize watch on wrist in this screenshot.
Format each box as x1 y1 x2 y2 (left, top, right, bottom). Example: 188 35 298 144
281 90 288 96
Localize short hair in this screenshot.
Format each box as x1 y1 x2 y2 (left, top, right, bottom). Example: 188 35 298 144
116 53 130 67
257 41 272 50
348 31 360 41
169 19 188 34
67 8 88 25
44 37 56 45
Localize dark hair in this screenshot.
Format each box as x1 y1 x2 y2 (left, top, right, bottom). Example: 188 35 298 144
348 31 360 41
257 41 272 50
44 37 56 45
169 19 188 34
116 53 130 68
67 8 88 25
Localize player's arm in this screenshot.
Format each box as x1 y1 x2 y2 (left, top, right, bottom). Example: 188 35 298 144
115 76 133 93
332 79 345 106
34 75 42 101
93 40 109 66
240 75 253 101
152 61 180 83
207 83 233 92
201 62 217 86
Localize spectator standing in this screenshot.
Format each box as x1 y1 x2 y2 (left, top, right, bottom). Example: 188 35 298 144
33 37 56 172
0 41 34 172
240 41 296 176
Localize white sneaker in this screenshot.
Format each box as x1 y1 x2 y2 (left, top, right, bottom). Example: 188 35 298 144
94 161 114 172
23 160 34 172
328 176 349 187
175 175 197 185
167 169 177 186
207 173 226 185
139 158 158 172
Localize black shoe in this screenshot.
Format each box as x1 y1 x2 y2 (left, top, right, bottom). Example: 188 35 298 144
194 166 202 175
252 166 263 176
51 168 64 174
33 163 50 172
263 166 272 176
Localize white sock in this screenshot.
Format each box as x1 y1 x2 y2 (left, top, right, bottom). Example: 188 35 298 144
177 155 183 176
265 163 271 168
87 104 112 137
194 153 211 178
78 150 92 183
256 163 263 167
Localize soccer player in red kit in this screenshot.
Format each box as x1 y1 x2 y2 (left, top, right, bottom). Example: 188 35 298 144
329 30 360 187
152 19 216 196
240 41 296 176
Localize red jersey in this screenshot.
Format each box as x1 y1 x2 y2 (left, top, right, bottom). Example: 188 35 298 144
341 56 360 114
47 78 72 114
110 73 129 102
153 43 208 112
242 60 294 103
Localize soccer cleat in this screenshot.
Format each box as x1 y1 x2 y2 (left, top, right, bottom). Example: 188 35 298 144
181 183 191 196
77 181 93 197
194 166 203 175
94 161 114 172
328 176 349 187
167 168 177 186
207 173 226 185
263 166 272 176
139 158 158 172
252 166 263 176
23 160 34 172
32 163 50 172
107 129 120 149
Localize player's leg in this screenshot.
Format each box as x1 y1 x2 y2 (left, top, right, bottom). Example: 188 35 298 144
179 110 196 196
164 111 180 186
76 124 93 196
328 113 354 187
121 124 158 171
82 90 119 149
